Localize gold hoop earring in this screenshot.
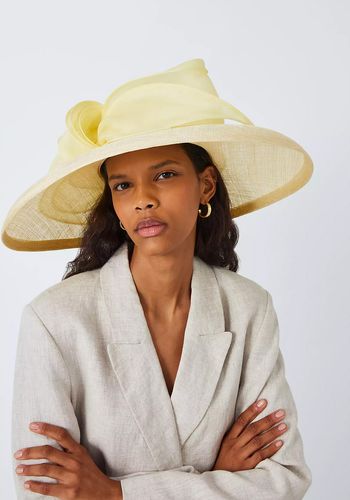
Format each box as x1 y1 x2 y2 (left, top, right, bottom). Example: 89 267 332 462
198 202 212 218
120 220 126 230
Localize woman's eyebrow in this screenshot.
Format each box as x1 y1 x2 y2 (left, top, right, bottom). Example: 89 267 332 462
108 159 181 181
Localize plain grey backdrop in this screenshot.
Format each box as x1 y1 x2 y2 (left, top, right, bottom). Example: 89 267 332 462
1 1 349 498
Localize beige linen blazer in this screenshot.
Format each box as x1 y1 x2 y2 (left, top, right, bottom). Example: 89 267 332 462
11 241 312 499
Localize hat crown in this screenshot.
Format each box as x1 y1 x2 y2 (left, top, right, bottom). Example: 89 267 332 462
49 58 253 172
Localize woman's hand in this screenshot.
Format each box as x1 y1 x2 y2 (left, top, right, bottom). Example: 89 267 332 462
212 399 288 472
14 421 123 499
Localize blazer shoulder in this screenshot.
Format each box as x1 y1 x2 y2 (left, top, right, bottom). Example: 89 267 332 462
210 265 273 335
28 267 101 318
212 264 268 300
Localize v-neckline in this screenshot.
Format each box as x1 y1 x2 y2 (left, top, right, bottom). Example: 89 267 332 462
143 303 191 399
126 244 194 403
133 278 194 404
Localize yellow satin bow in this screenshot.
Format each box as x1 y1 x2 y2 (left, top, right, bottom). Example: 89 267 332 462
51 58 253 168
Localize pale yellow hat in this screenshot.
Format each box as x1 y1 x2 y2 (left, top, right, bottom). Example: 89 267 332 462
1 58 313 252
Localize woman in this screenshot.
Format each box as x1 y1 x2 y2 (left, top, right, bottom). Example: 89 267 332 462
3 58 313 499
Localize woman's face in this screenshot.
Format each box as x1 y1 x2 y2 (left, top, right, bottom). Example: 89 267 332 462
105 144 217 255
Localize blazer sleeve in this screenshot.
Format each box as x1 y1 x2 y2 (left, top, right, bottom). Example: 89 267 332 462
114 290 312 500
11 303 81 500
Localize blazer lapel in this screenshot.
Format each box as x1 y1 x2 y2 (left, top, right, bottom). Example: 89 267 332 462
99 242 232 469
169 259 233 447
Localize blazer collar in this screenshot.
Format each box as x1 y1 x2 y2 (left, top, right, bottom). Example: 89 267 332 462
99 242 232 469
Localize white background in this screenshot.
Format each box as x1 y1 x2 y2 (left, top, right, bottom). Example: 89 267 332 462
1 1 349 498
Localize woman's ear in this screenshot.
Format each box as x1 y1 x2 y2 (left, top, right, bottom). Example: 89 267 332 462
200 165 217 200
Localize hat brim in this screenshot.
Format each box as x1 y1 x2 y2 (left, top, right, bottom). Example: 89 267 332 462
1 123 313 251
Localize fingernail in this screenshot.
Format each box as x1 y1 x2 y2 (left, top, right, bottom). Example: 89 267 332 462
256 399 266 408
14 450 23 458
275 410 285 418
30 422 41 430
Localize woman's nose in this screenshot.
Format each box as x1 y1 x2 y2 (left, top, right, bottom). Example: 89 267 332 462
136 201 156 210
133 186 159 210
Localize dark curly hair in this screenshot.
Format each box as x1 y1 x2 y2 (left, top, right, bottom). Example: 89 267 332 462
62 142 240 280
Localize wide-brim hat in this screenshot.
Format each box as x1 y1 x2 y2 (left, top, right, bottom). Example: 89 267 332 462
1 58 313 252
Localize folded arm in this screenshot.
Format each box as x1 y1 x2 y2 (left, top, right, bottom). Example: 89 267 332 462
11 304 81 499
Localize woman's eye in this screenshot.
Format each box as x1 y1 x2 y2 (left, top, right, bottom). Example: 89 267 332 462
113 182 129 192
158 171 176 180
112 171 176 191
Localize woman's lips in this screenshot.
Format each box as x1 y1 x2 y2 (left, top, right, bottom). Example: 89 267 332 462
136 223 167 238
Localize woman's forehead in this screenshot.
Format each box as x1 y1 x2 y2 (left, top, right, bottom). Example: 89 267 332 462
105 144 188 171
